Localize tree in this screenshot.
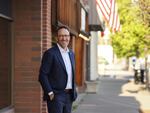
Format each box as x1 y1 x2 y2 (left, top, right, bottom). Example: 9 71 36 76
111 0 150 58
138 0 150 27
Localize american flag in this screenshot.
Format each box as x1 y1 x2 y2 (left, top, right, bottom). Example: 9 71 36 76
96 0 120 32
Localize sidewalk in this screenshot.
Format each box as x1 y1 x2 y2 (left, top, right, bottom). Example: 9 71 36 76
73 76 150 113
121 80 150 113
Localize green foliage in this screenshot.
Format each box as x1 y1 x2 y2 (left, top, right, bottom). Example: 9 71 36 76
138 0 150 27
111 0 150 58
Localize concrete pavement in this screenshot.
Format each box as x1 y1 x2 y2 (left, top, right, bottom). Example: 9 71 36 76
73 76 150 113
73 77 140 113
121 80 150 113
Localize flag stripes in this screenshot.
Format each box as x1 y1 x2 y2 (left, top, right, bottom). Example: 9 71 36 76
96 0 120 32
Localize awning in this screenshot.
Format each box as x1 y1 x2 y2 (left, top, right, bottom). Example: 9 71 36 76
88 0 105 31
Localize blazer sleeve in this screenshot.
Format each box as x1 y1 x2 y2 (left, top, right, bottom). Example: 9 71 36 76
38 51 53 94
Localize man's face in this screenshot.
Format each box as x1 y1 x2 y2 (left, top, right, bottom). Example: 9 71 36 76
57 28 70 49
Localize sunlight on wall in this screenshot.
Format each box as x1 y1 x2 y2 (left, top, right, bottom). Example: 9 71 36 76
98 45 113 64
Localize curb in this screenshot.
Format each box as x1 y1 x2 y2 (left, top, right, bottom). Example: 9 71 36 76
72 93 86 112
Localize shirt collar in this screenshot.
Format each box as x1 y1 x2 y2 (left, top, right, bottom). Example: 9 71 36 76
57 43 69 53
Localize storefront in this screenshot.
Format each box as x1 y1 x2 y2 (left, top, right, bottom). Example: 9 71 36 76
0 0 90 113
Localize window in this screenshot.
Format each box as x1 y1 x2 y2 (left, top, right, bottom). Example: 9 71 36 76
0 17 12 109
0 0 11 18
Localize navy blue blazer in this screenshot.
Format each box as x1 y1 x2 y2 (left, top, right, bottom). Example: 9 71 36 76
39 44 77 101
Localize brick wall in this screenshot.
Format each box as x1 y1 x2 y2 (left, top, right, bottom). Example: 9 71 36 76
42 0 52 113
42 0 52 51
13 0 42 113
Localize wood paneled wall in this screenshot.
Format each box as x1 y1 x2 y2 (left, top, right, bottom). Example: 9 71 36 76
51 0 80 35
75 37 84 86
57 0 78 32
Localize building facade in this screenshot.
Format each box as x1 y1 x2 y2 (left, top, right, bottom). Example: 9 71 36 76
0 0 89 113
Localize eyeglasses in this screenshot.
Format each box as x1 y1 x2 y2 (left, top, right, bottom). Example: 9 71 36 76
58 35 70 38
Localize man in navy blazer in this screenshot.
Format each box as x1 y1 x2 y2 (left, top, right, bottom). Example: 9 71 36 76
39 26 77 113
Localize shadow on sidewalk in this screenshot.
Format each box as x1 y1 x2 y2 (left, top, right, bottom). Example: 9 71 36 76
121 80 150 113
73 78 141 113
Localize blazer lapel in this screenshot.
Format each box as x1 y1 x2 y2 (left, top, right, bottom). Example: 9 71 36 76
54 45 75 75
55 45 67 72
68 51 75 73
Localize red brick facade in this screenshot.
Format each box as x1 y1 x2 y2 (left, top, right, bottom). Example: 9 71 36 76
12 0 44 113
41 0 52 113
42 0 52 51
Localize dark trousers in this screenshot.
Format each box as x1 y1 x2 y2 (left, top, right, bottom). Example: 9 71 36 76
134 69 138 83
47 92 73 113
140 69 144 83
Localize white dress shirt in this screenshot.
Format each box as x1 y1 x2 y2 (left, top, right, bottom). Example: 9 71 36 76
57 44 72 89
